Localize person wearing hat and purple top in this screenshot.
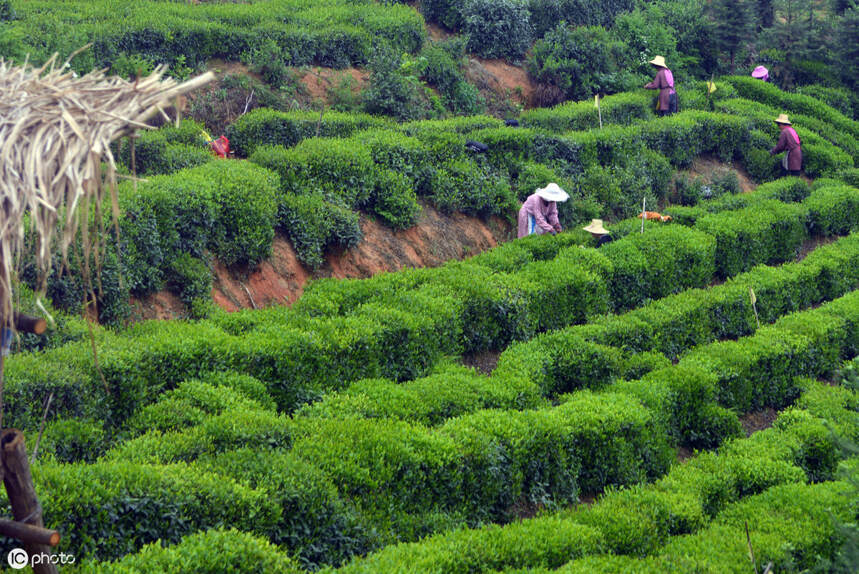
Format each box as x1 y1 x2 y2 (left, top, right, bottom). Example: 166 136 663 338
752 65 769 82
770 114 802 176
644 56 677 116
518 183 568 238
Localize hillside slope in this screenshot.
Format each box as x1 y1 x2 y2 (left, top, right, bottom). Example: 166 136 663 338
133 204 512 319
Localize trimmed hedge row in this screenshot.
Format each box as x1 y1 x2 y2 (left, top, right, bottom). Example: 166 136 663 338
496 237 859 445
9 185 857 429
334 379 856 573
665 176 810 226
194 449 375 568
296 363 546 426
0 460 280 562
694 199 807 279
724 76 859 140
115 119 213 176
521 90 655 132
290 388 673 527
227 109 393 158
123 375 274 437
118 159 279 291
8 1 426 77
104 406 293 465
715 97 856 179
74 528 301 574
499 228 859 375
558 481 854 572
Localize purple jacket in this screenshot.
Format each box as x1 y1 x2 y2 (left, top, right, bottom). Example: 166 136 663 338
771 127 802 171
518 193 560 238
644 68 675 111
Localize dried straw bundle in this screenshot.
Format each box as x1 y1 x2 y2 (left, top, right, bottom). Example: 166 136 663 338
0 53 213 324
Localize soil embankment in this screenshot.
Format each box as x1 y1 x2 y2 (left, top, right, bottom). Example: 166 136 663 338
134 204 513 319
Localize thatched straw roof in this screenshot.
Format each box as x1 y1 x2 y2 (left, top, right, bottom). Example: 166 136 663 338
0 53 213 324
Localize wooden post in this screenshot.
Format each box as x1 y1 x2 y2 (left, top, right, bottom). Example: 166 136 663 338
0 519 59 547
1 430 58 574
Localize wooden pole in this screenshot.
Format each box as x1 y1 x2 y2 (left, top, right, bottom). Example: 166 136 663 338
13 313 47 335
0 519 59 547
641 197 646 234
1 430 59 574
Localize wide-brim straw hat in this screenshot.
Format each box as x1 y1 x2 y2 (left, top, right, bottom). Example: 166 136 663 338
583 219 610 235
774 113 792 125
535 182 569 203
649 55 668 68
751 65 769 79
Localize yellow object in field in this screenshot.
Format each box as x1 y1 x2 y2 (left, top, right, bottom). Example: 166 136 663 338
200 129 212 143
594 94 599 108
706 81 717 94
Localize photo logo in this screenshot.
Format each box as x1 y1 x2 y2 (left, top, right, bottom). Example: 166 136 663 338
7 548 28 570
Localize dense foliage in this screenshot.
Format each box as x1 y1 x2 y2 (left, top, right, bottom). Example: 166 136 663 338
5 3 859 573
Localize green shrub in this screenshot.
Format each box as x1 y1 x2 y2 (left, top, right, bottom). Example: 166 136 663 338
521 91 653 131
298 364 544 426
421 43 485 115
292 267 431 318
107 407 293 464
75 528 301 574
528 0 636 36
277 193 362 268
33 418 108 464
419 264 536 352
371 169 422 229
356 129 433 192
196 449 373 568
528 24 632 104
20 460 279 561
250 140 376 208
226 108 391 157
117 131 212 176
352 299 461 382
164 253 211 315
197 371 276 411
362 48 438 121
337 516 602 573
602 226 717 310
694 200 808 278
421 0 468 30
0 0 15 21
796 85 856 118
516 257 610 331
803 141 855 177
804 184 859 236
463 0 532 60
123 379 268 437
837 167 859 187
430 159 517 218
119 160 278 274
725 76 859 140
471 241 536 273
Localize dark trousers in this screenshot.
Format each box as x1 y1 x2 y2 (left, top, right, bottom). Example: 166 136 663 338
658 93 678 116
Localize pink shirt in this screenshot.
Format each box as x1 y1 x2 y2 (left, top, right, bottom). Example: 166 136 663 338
518 193 560 238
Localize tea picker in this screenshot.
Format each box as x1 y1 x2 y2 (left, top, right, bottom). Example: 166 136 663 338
518 183 568 238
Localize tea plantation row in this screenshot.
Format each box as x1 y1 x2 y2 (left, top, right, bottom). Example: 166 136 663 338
32 289 859 569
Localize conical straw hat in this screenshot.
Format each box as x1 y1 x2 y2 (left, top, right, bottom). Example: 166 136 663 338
583 219 610 235
535 182 569 202
774 113 791 125
649 55 668 68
